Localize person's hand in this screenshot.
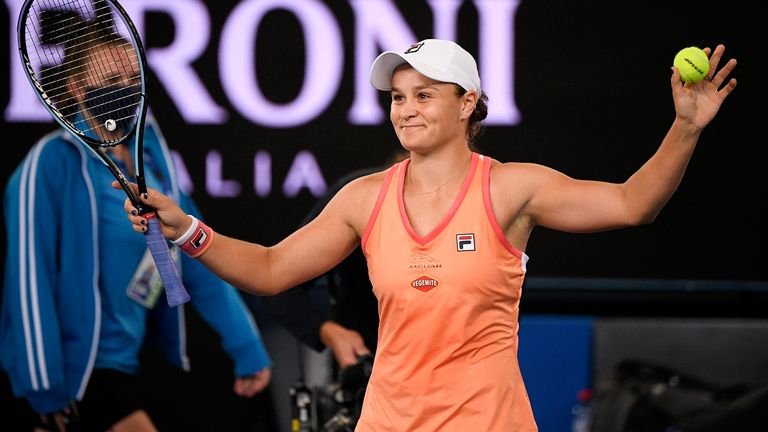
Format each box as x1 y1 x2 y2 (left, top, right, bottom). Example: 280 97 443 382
319 321 371 368
36 401 79 432
111 181 191 241
671 44 737 131
36 412 67 432
233 368 272 397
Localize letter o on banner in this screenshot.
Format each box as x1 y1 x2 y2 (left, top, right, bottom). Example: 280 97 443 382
220 0 344 127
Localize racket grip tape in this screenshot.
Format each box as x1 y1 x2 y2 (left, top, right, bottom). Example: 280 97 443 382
144 213 191 306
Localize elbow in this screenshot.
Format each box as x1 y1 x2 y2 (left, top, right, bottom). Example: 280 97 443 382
242 284 283 297
627 208 660 226
238 278 293 296
621 195 664 226
232 279 282 296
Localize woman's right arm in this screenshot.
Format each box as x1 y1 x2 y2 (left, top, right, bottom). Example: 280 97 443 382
115 173 378 295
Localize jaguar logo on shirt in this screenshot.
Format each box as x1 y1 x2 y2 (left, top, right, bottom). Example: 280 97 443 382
411 275 439 293
409 251 442 270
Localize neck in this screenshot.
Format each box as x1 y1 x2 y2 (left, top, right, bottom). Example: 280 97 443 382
406 149 472 195
109 146 135 178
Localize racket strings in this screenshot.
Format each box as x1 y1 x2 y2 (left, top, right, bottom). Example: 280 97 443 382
30 51 139 113
24 1 115 70
23 0 143 143
32 28 132 80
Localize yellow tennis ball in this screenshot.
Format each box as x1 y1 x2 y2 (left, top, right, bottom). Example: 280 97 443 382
673 46 710 83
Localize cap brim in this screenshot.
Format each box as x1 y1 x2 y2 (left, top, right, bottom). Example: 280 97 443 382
370 51 408 91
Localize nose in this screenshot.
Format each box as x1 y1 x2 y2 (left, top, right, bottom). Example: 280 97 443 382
399 97 417 119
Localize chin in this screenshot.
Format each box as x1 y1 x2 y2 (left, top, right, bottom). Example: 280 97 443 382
399 140 423 152
397 132 422 147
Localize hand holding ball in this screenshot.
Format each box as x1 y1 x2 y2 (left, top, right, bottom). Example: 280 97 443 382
673 47 710 83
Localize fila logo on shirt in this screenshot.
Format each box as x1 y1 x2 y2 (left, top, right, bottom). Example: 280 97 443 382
456 233 475 252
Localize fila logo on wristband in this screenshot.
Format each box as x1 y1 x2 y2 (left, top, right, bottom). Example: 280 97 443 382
191 228 208 249
176 217 214 258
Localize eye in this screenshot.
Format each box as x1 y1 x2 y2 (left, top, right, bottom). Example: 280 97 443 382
418 92 430 100
391 94 404 102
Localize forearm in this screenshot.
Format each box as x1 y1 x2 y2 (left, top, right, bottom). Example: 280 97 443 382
194 232 283 295
188 225 346 296
623 118 702 222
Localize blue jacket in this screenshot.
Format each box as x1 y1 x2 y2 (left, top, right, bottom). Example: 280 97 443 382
1 115 271 413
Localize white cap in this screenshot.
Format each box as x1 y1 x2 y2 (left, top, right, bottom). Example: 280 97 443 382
369 39 481 93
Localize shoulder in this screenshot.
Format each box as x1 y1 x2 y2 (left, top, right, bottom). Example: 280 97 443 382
12 131 86 181
338 166 393 200
486 159 568 224
300 164 394 227
5 131 90 210
35 130 84 159
489 159 566 190
321 165 395 234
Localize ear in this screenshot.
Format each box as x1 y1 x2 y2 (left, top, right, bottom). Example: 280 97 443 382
459 90 478 120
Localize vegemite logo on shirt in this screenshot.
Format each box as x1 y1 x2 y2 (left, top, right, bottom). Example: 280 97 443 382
456 233 475 251
411 275 439 293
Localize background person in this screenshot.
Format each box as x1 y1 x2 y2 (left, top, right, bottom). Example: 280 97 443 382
1 25 272 432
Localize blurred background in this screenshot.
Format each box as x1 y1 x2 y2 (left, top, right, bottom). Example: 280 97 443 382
1 1 765 431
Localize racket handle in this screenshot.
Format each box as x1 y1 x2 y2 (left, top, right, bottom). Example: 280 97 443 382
144 215 191 306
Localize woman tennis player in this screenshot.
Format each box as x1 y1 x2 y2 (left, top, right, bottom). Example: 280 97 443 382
119 39 736 430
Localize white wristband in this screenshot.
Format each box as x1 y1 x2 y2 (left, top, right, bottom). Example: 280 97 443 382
172 215 199 246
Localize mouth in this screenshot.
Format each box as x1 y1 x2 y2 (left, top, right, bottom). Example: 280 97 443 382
400 124 423 131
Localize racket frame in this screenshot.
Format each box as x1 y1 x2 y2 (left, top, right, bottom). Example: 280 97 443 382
17 0 190 306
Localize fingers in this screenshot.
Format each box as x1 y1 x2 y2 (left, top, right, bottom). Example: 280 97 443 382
702 44 737 92
335 340 369 368
355 345 372 358
111 180 139 193
704 44 724 82
253 369 271 393
122 196 148 232
670 66 684 96
711 58 737 90
114 181 165 232
336 349 360 368
704 44 725 81
234 369 272 397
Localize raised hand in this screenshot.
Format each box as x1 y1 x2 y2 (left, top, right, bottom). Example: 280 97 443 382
671 44 737 131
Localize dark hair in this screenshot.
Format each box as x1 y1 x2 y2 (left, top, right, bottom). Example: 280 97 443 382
455 86 488 148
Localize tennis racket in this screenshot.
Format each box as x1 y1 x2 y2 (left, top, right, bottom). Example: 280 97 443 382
17 0 190 306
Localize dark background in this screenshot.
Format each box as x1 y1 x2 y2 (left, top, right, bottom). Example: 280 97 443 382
2 1 762 283
1 1 764 430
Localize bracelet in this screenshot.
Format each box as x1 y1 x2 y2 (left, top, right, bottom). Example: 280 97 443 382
172 215 214 258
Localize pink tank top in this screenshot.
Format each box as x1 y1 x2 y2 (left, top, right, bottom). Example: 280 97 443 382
357 152 537 431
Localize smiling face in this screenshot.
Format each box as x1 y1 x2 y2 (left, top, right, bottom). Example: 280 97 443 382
389 65 477 153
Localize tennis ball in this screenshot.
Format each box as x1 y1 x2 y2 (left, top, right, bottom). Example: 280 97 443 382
673 47 709 83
